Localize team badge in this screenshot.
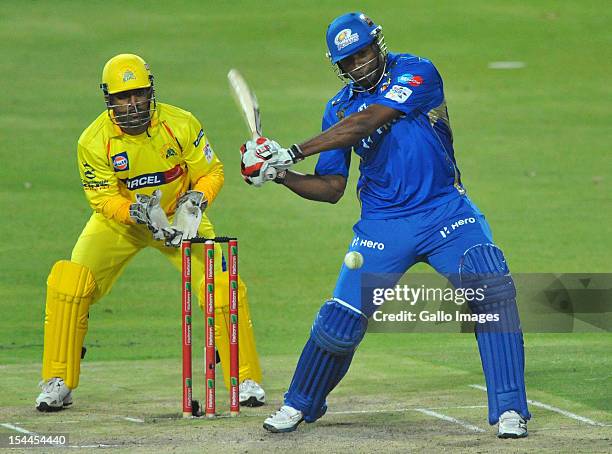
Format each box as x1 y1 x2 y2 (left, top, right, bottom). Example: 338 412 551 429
111 151 129 171
335 28 360 51
166 148 177 158
122 70 136 82
380 76 391 93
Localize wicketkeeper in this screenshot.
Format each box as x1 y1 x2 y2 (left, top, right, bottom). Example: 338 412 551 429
36 54 265 412
241 13 530 438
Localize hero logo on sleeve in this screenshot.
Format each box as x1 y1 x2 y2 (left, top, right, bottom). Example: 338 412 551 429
384 85 413 103
111 152 129 171
121 165 184 190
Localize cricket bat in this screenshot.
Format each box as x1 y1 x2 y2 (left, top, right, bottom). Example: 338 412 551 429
227 69 262 140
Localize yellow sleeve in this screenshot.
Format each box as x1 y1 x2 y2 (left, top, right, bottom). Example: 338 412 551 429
78 140 133 224
183 114 224 205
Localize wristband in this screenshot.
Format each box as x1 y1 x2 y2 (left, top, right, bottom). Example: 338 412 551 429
288 144 305 163
274 169 288 184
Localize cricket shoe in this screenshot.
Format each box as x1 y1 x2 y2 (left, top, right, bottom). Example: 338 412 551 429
36 378 73 412
497 410 528 438
263 405 304 433
239 379 266 407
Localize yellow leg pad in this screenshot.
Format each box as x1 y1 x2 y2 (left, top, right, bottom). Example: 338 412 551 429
42 260 96 390
202 274 263 389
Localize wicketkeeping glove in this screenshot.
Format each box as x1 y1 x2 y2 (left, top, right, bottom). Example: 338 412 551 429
240 137 304 187
167 190 208 247
129 189 182 244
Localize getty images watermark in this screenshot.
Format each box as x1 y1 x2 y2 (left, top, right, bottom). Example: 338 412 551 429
371 284 499 324
362 273 612 333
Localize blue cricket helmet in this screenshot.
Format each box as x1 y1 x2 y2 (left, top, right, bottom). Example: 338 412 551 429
326 12 382 64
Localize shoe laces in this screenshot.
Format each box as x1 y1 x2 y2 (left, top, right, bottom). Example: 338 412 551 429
39 378 63 393
271 405 299 419
501 411 526 429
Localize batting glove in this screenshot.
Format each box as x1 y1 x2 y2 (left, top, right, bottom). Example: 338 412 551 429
240 137 304 187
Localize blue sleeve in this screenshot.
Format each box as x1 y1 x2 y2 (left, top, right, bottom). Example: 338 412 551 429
372 57 443 116
314 104 351 178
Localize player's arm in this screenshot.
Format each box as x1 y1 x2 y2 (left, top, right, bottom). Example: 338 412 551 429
78 141 134 224
182 116 224 206
279 172 346 204
297 104 401 157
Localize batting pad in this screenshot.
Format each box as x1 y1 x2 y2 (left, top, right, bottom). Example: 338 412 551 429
460 244 531 424
285 299 367 422
42 260 96 389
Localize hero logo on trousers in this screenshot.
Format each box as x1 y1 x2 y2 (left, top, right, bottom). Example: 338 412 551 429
439 217 476 238
351 236 385 250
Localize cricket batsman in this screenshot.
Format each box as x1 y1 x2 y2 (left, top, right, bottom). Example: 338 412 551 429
36 54 265 411
240 13 530 438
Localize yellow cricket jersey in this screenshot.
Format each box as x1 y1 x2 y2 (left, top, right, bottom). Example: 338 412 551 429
77 103 223 224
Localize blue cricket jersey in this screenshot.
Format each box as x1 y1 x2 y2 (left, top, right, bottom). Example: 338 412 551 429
315 52 465 219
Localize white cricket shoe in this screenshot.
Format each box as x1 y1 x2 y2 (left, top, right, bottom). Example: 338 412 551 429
239 379 266 407
497 410 528 438
263 405 304 433
35 378 73 412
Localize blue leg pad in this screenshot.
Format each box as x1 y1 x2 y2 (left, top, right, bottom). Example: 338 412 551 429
460 244 531 424
284 299 367 422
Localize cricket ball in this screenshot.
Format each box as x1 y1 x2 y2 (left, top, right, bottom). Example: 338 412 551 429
344 251 364 270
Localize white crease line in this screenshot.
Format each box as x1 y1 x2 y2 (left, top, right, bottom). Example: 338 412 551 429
67 444 121 448
122 417 144 423
0 423 35 434
469 384 607 426
328 405 487 416
414 408 486 432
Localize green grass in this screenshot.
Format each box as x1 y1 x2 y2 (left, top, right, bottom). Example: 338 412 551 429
0 0 610 450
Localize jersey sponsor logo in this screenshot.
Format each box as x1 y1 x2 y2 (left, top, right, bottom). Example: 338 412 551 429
111 152 129 171
193 129 205 147
82 179 109 190
398 73 423 87
351 236 385 250
334 28 360 50
82 162 96 179
384 85 412 103
122 165 184 190
203 143 214 163
439 217 476 238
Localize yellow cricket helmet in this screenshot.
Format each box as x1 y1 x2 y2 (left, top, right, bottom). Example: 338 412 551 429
100 53 157 130
101 53 153 94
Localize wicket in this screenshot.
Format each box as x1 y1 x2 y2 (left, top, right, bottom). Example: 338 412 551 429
181 237 239 418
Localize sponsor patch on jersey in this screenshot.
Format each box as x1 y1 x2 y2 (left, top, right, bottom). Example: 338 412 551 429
335 28 360 51
384 85 413 103
193 129 205 147
398 73 424 87
121 165 184 190
111 152 129 171
82 162 96 179
203 143 214 163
